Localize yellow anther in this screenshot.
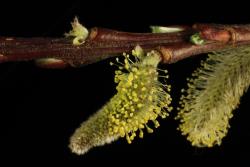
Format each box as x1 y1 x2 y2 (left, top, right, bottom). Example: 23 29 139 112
126 134 132 144
137 103 143 108
160 112 168 119
148 95 153 101
127 119 132 123
146 125 154 133
115 70 122 75
132 91 137 97
139 124 144 129
133 97 139 102
153 120 160 128
141 87 146 91
132 67 138 72
128 73 134 81
119 127 125 137
121 121 126 126
130 132 136 141
139 129 144 138
113 126 119 133
114 119 120 125
130 106 135 112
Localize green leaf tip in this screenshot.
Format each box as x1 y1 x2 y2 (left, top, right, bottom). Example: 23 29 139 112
177 45 250 147
65 17 89 45
190 33 205 45
150 26 184 33
69 46 172 155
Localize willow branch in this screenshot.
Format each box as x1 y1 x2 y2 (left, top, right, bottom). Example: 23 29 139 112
1 24 250 67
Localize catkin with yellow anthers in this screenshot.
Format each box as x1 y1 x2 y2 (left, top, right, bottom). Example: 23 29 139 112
108 47 172 144
69 46 172 155
177 46 250 147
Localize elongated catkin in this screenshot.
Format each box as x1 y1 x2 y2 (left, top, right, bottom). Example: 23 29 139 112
177 46 250 147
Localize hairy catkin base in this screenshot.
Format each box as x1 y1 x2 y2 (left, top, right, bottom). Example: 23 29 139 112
69 111 118 155
69 46 172 155
177 46 250 147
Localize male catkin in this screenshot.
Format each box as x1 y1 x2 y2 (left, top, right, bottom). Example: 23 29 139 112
177 46 250 147
70 46 172 155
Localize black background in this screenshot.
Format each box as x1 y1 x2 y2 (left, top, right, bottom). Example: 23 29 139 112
1 0 250 166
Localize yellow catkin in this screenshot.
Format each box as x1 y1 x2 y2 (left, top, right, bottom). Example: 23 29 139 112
177 46 250 147
69 46 172 155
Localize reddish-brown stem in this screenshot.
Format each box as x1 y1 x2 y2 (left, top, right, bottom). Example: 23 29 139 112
1 24 250 67
157 41 250 64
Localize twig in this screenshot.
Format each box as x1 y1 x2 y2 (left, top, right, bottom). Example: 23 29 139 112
1 24 250 67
